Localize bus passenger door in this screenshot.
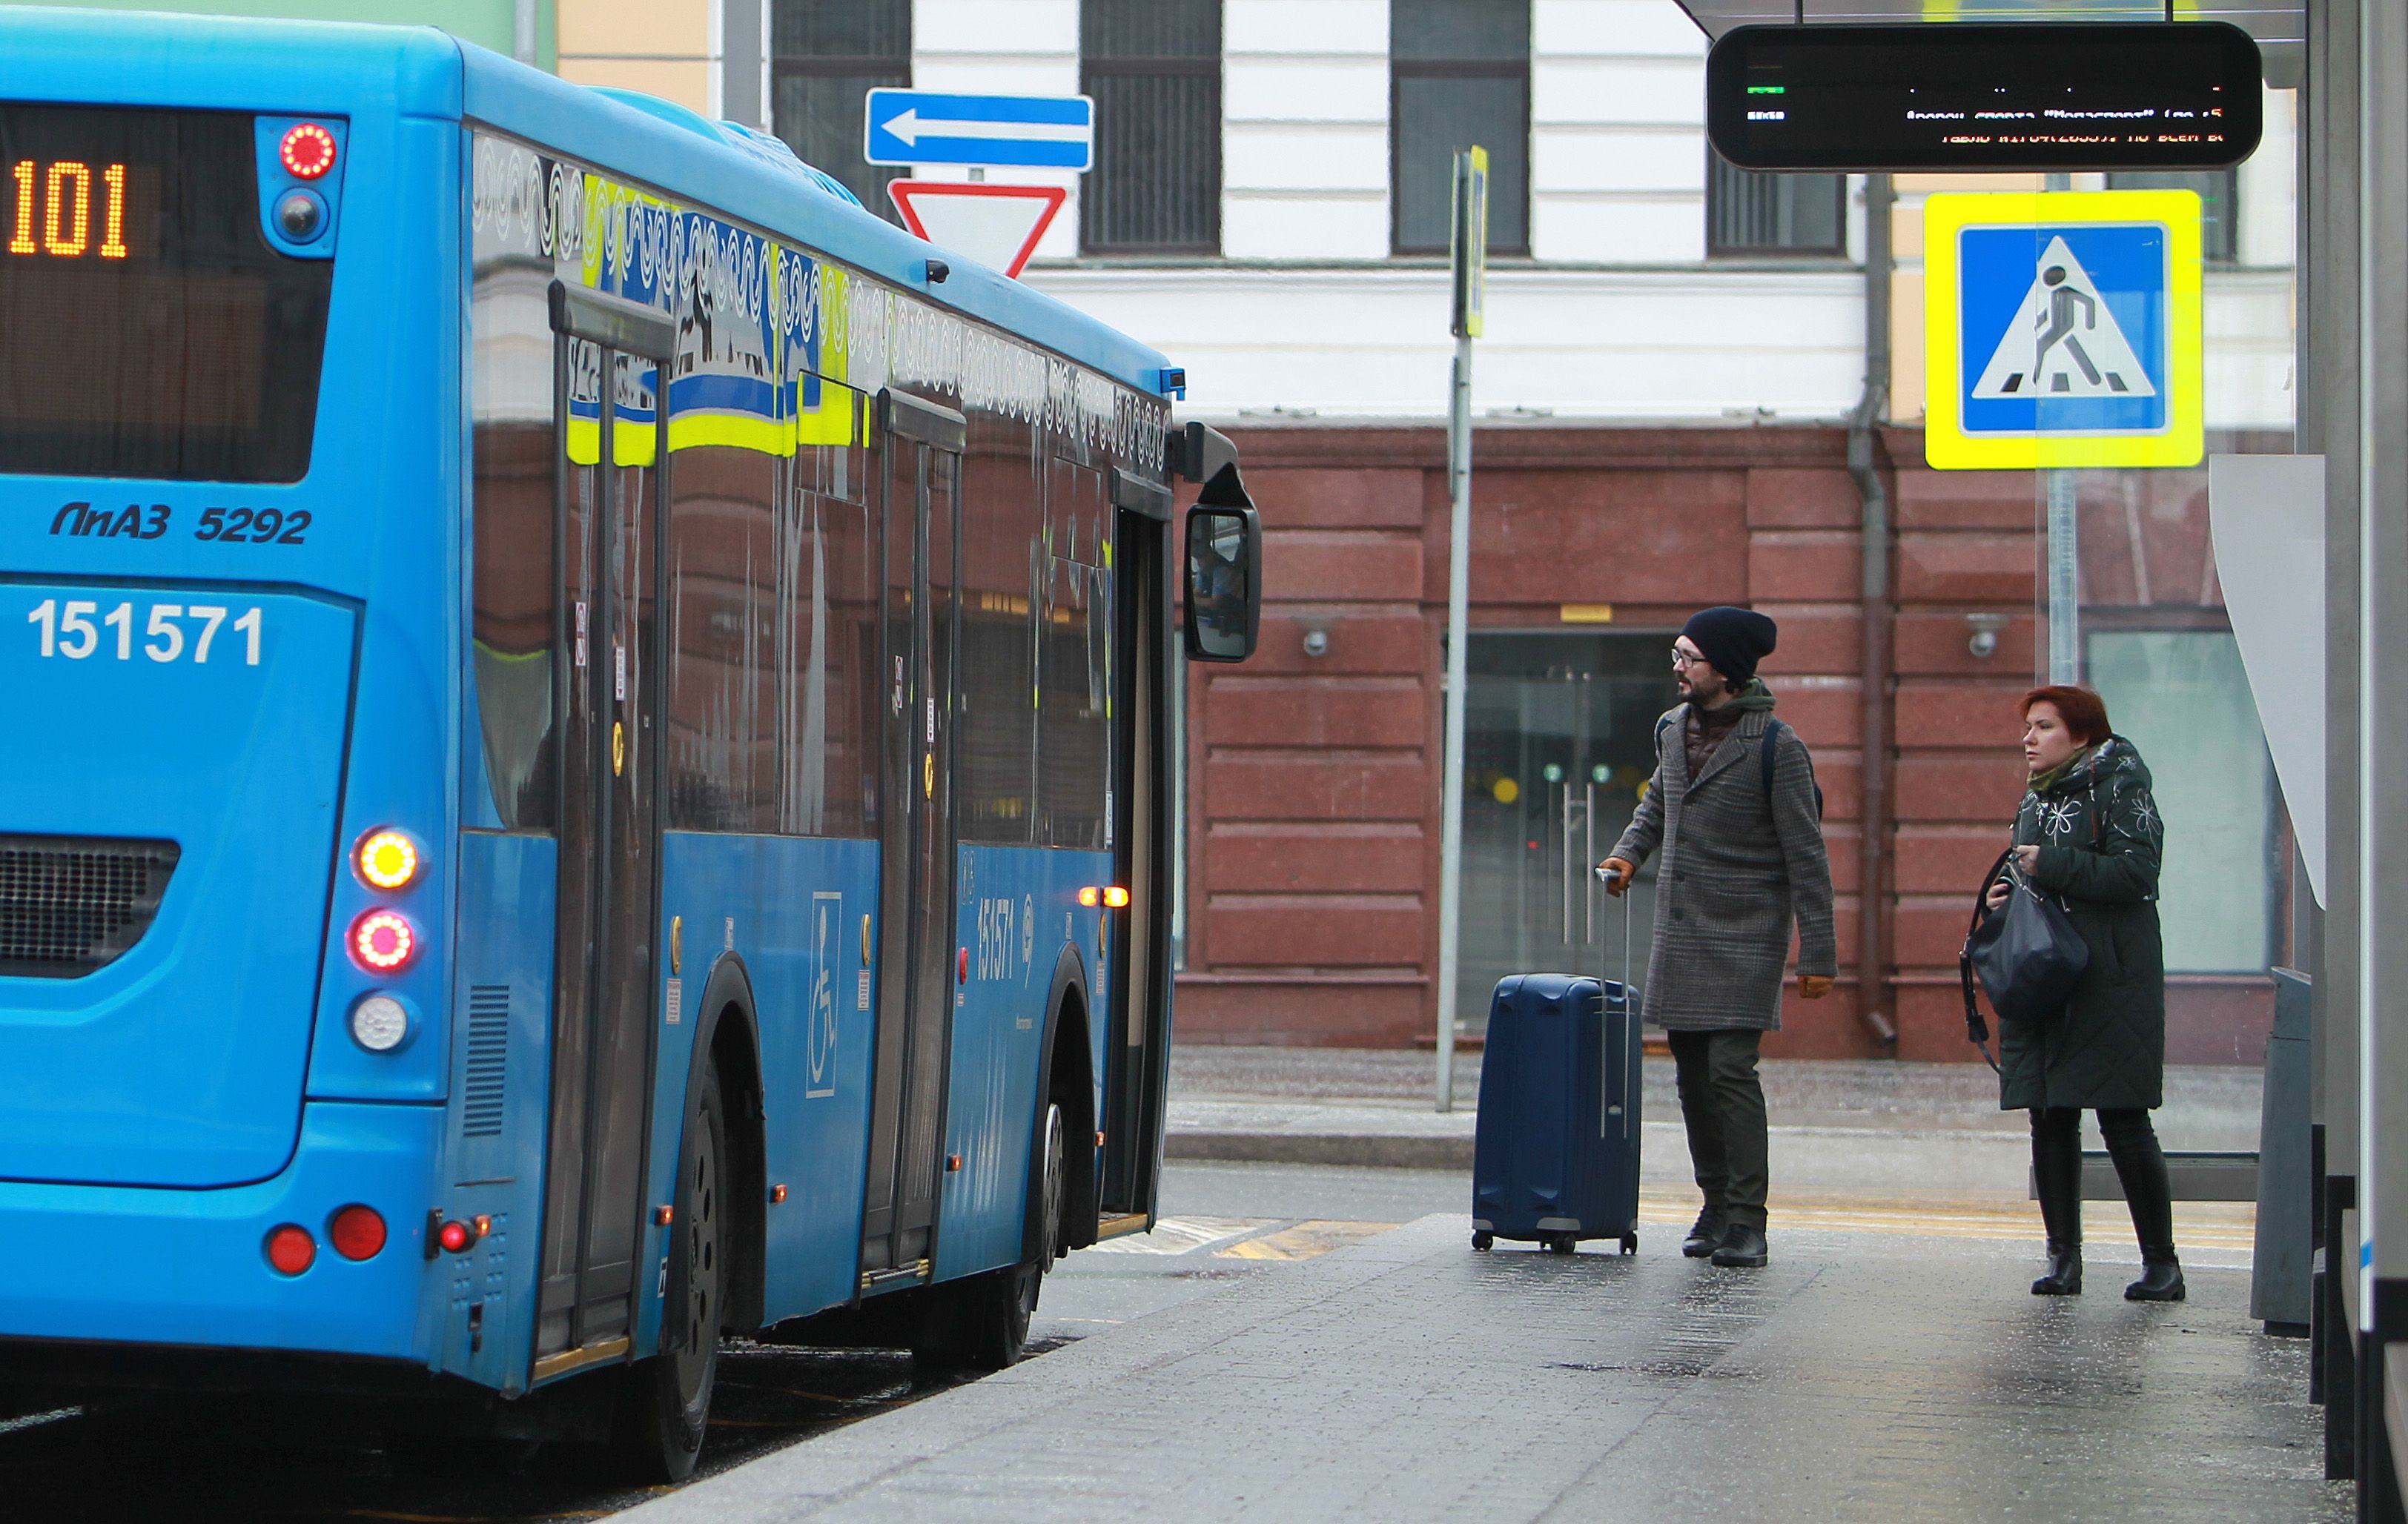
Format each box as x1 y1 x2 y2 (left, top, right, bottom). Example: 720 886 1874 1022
861 391 968 1286
1102 477 1175 1220
535 288 675 1371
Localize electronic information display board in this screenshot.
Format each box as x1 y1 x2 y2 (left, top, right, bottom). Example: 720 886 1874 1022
1706 23 2263 173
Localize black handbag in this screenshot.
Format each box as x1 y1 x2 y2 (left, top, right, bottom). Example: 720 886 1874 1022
1959 847 2090 1072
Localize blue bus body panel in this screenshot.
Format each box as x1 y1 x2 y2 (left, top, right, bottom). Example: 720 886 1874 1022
0 6 466 1359
635 834 882 1350
0 586 359 1187
431 831 558 1394
0 1101 441 1356
937 845 1110 1282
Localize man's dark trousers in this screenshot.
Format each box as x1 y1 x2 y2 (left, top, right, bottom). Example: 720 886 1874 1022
1667 1029 1769 1230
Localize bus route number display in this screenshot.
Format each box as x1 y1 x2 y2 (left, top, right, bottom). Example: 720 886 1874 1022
6 157 150 259
1705 22 2264 173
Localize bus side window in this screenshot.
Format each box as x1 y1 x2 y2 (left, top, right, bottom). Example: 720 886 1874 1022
470 256 558 832
1041 456 1110 851
959 409 1042 846
790 388 876 840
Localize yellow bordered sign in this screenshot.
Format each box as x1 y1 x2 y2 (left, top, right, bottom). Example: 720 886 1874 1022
1924 190 2203 471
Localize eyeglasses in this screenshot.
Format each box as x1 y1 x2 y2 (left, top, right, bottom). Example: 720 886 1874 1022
1669 647 1704 669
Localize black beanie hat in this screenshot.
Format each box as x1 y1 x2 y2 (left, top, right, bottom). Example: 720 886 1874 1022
1681 606 1778 686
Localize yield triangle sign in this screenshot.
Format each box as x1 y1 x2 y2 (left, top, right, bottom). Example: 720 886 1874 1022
1971 235 2157 400
886 181 1066 279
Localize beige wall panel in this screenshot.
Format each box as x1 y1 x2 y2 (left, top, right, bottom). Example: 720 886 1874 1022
557 0 708 59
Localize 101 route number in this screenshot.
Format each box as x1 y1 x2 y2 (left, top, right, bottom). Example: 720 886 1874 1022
25 599 263 666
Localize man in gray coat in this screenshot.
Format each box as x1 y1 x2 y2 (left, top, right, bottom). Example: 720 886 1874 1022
1599 606 1836 1268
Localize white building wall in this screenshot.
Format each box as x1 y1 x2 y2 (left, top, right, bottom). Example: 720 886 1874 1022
904 0 2296 431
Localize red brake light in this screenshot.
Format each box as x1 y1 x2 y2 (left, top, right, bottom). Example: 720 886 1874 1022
350 910 417 973
280 122 337 180
330 1205 386 1262
266 1224 317 1275
437 1219 472 1254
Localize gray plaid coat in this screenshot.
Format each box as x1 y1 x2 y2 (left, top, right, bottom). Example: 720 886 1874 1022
1609 704 1837 1032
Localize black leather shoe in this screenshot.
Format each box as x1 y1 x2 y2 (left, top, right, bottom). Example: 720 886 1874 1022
1682 1206 1730 1259
2125 1260 2186 1302
1709 1222 1768 1268
2031 1243 2083 1296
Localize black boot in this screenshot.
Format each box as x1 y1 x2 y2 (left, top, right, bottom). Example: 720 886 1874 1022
2099 1110 2183 1302
2029 1108 2084 1296
2031 1242 2083 1296
2126 1259 2186 1302
1710 1220 1768 1268
1682 1205 1730 1259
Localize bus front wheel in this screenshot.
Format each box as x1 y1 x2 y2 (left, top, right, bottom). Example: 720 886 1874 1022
618 1062 727 1481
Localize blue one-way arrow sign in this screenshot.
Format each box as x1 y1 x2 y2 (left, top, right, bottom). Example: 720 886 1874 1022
864 89 1094 172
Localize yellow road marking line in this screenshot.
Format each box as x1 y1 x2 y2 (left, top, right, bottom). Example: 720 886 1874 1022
1217 1221 1397 1261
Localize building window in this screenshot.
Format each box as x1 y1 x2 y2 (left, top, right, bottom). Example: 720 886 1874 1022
1707 158 1847 257
2107 170 2241 263
1392 0 1529 256
771 0 910 219
1080 0 1222 254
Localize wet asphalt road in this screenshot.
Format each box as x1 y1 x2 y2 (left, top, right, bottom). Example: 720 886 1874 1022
0 1164 1446 1523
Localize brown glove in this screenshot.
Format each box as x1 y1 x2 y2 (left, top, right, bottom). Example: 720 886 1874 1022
1799 975 1834 1000
1598 857 1635 896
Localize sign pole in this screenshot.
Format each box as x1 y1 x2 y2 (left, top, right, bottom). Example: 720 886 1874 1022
1436 147 1487 1113
2040 173 2080 684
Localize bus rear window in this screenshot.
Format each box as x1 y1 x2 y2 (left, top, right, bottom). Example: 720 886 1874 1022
0 105 331 483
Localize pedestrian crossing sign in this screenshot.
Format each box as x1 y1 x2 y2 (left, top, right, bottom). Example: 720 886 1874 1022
1924 190 2203 471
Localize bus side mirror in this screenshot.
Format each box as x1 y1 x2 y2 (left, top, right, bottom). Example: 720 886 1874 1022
1182 505 1260 663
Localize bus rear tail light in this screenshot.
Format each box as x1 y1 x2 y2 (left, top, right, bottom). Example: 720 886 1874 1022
1077 887 1100 907
1102 887 1131 909
266 1224 316 1276
354 829 420 890
437 1219 472 1254
349 910 417 973
330 1205 386 1262
279 122 337 179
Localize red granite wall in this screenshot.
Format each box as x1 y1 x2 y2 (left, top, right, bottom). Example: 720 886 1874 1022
1171 420 2280 1061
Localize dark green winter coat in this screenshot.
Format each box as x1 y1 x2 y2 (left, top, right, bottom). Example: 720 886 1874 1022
1997 735 2167 1112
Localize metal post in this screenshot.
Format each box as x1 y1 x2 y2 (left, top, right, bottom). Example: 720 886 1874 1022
1435 331 1474 1111
2046 468 2082 683
2040 173 2081 686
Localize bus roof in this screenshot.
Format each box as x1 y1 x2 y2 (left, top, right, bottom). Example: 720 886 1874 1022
0 5 1176 399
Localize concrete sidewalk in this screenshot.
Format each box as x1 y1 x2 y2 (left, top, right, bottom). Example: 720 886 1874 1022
1164 1046 2266 1185
621 1213 2341 1523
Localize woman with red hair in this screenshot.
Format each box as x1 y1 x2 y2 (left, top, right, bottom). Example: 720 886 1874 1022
1985 685 2181 1302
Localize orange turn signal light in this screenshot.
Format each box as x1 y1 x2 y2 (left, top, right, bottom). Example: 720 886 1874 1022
1102 887 1130 909
1078 887 1100 907
354 829 420 890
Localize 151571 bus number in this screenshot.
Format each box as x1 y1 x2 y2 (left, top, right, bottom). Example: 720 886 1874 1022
25 599 263 666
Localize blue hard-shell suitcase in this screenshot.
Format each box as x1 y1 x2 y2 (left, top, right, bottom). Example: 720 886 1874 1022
1469 897 1643 1255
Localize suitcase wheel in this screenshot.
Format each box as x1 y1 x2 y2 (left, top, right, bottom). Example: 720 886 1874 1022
1546 1236 1576 1256
1471 1231 1493 1251
1621 1233 1638 1256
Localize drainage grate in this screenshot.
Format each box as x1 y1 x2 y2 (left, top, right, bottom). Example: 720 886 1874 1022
0 835 180 978
462 986 510 1138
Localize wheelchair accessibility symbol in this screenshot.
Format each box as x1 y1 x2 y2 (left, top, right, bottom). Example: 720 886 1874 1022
1924 190 2203 471
807 891 841 1098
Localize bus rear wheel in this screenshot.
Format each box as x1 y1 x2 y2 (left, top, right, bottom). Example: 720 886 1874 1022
618 1063 727 1482
913 1099 1062 1371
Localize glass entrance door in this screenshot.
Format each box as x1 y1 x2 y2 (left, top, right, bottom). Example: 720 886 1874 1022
1455 632 1675 1034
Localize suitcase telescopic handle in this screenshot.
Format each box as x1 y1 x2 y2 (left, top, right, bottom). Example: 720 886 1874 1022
1592 871 1638 1139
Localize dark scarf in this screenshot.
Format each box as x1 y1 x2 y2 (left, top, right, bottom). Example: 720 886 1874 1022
1684 679 1776 781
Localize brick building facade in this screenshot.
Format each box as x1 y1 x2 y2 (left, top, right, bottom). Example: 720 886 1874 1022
1176 421 2286 1061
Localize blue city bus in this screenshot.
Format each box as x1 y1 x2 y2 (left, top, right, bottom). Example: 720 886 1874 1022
0 8 1260 1477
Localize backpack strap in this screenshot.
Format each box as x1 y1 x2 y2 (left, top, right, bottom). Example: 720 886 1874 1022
1759 718 1826 820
